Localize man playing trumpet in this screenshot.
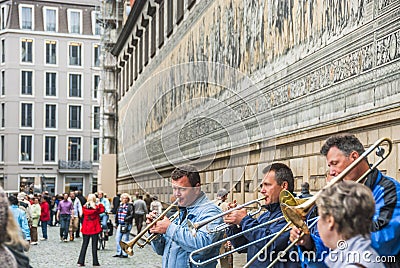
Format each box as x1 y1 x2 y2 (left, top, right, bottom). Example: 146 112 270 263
224 163 300 267
146 165 224 268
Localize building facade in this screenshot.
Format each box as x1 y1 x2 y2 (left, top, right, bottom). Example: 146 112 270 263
112 0 400 203
0 0 102 195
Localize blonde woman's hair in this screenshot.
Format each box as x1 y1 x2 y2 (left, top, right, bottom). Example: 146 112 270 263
120 193 131 202
316 181 375 240
5 208 29 250
86 193 97 208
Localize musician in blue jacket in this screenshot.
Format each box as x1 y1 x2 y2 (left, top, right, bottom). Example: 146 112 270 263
148 165 224 268
225 163 300 268
290 134 400 268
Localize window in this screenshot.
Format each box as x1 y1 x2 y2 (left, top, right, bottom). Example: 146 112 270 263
21 71 33 95
45 40 56 64
21 103 32 127
69 43 82 66
167 0 173 37
45 72 56 96
20 5 33 30
0 135 4 162
1 103 4 127
177 0 184 24
44 7 57 32
1 71 4 95
45 104 56 128
44 136 56 162
92 11 102 35
93 137 99 162
93 44 101 67
1 6 8 30
20 135 32 161
93 75 100 99
93 106 100 130
1 39 4 62
69 74 82 97
68 10 81 34
68 137 81 161
158 1 165 48
21 38 33 63
69 105 81 129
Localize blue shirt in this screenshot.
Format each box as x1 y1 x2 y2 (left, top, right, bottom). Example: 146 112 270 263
151 192 224 268
227 202 300 268
10 205 31 240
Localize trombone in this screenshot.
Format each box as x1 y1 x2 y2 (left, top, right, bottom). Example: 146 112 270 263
187 197 265 237
189 215 319 266
245 137 393 268
120 198 179 256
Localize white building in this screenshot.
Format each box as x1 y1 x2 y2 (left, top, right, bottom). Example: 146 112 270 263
0 0 102 195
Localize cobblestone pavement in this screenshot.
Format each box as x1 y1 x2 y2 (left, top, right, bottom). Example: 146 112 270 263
27 224 162 268
27 223 247 267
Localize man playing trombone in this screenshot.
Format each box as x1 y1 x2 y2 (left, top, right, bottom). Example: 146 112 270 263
290 134 400 267
224 163 301 268
146 165 224 268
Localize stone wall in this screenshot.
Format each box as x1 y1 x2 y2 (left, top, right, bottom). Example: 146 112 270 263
115 0 400 201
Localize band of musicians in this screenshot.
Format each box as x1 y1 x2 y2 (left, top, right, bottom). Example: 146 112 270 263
120 133 400 268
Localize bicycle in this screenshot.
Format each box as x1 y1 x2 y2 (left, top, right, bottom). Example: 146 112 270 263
98 218 113 250
97 227 108 250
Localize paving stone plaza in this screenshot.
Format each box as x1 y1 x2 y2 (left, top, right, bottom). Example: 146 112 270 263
27 222 162 268
25 218 246 267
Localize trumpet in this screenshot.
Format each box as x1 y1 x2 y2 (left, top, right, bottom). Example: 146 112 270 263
120 198 179 256
245 137 393 268
187 197 265 237
135 210 180 248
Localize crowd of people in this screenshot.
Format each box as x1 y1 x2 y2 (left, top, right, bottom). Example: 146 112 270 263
1 133 399 267
3 187 168 266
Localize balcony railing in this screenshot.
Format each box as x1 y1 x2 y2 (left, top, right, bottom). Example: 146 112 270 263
58 160 92 170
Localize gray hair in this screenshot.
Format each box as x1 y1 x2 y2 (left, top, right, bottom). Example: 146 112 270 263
316 181 375 240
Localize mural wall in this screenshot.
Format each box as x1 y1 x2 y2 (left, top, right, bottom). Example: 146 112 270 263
116 0 400 198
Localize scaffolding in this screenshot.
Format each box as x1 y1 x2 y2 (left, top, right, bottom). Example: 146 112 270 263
97 0 124 155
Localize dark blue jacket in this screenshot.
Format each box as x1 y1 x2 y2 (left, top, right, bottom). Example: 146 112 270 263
299 169 400 267
226 202 300 268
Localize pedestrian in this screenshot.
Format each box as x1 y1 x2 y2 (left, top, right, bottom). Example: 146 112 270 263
77 194 105 267
30 197 41 245
17 192 32 228
298 182 313 198
76 190 87 238
0 186 18 267
39 197 50 241
56 193 73 242
144 193 152 212
133 195 147 233
8 195 31 243
150 196 162 215
112 193 121 214
98 191 111 235
113 193 134 258
49 196 57 226
69 191 82 241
